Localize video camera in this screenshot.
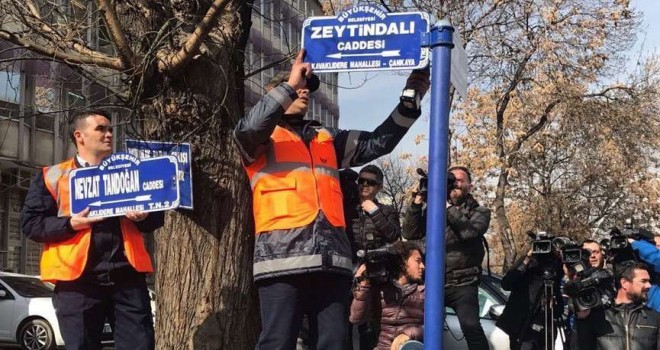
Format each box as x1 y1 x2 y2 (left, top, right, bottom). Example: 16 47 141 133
526 231 576 284
415 168 457 200
356 245 397 284
564 264 614 311
528 231 581 264
603 219 654 265
609 220 653 250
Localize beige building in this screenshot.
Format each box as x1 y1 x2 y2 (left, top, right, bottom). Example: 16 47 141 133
0 0 340 275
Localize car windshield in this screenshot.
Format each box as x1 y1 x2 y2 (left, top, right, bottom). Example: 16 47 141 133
1 276 53 298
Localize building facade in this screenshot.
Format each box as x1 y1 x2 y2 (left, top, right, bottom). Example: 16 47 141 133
246 0 340 126
0 0 340 275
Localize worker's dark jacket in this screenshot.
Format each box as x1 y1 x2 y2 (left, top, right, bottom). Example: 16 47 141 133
234 83 421 281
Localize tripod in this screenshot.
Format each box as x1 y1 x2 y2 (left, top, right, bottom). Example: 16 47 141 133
516 268 566 350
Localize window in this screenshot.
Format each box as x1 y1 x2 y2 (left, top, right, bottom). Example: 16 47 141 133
262 0 271 29
445 284 504 319
33 76 58 132
477 287 500 319
273 1 281 39
0 71 21 120
0 71 21 104
0 276 53 298
273 23 281 39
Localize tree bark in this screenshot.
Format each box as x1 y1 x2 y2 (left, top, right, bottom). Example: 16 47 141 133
120 1 259 348
493 169 516 271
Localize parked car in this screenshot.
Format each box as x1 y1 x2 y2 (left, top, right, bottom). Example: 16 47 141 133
444 273 565 350
0 272 112 350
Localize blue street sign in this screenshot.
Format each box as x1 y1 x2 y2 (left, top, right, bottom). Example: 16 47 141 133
125 140 193 210
68 153 180 218
302 5 430 72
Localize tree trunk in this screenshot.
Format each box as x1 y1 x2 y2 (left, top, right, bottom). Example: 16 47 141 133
493 169 516 271
121 2 259 349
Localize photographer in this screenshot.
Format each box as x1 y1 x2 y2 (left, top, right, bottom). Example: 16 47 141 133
343 165 401 349
577 262 660 349
582 239 606 269
629 237 660 312
345 165 401 261
402 166 490 350
350 241 425 350
497 248 564 350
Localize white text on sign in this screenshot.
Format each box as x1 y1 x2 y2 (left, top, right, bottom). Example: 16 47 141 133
74 170 141 200
309 22 416 39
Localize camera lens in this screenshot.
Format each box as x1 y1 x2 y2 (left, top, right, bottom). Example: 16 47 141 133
577 288 600 310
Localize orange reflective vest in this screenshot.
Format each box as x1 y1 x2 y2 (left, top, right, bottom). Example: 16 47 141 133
245 126 345 233
39 158 153 282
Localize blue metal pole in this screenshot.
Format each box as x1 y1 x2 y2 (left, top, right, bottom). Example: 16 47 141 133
424 20 454 350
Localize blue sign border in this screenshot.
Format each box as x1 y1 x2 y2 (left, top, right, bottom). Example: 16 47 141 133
125 139 194 210
302 6 430 73
68 154 180 218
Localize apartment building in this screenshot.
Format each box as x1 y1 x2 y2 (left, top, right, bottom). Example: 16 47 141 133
0 0 340 274
246 0 340 127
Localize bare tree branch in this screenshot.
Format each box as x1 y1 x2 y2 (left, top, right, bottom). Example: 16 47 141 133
15 0 120 66
95 0 136 69
245 51 295 78
157 0 232 74
0 30 123 70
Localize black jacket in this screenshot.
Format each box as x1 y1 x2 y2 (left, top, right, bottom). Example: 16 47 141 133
344 198 400 260
496 256 564 339
21 165 164 275
577 302 660 350
401 194 490 286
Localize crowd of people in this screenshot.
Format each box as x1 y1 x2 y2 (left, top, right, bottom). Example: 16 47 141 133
19 50 660 350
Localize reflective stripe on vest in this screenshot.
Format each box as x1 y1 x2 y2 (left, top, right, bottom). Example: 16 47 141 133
245 126 345 233
253 254 353 276
39 159 153 282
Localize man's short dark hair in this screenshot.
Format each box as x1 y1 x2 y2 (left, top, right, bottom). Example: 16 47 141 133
68 109 111 146
359 165 384 184
388 241 423 278
582 239 598 246
615 261 649 289
448 166 472 183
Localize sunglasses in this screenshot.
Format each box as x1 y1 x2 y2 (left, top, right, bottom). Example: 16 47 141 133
357 177 381 187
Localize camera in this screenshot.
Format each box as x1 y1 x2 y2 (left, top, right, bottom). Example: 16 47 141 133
528 232 579 263
604 219 654 265
564 267 614 311
356 245 397 284
559 241 583 265
415 168 457 200
416 168 428 198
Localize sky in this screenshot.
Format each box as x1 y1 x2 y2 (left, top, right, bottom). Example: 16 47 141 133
337 0 660 160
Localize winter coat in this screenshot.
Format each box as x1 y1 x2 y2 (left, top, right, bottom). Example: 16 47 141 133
632 240 660 312
345 198 401 260
402 194 490 286
496 256 564 338
350 281 424 350
577 302 660 350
